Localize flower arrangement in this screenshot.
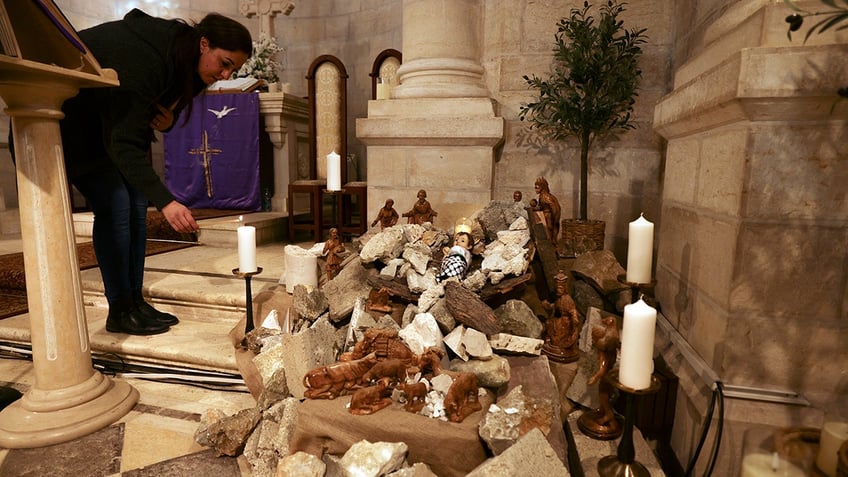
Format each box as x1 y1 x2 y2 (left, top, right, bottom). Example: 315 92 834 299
236 33 282 84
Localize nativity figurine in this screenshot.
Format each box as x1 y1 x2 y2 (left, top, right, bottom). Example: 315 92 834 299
577 315 622 440
371 198 399 230
303 352 378 400
444 372 483 423
534 176 561 246
349 377 394 415
322 227 346 280
435 231 473 283
402 189 438 225
541 271 581 363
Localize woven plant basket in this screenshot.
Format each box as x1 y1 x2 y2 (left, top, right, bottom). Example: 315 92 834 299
561 219 605 257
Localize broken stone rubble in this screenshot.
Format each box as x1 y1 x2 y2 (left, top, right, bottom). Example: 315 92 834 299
196 200 639 476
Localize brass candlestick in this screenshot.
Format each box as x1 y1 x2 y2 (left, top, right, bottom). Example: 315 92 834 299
617 274 657 307
597 368 661 477
233 267 263 335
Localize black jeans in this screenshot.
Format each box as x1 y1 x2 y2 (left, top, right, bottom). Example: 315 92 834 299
72 167 148 308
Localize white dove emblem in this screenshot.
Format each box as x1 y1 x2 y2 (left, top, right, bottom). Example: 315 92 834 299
208 105 236 118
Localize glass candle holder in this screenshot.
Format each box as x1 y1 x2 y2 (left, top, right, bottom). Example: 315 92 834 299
741 426 813 477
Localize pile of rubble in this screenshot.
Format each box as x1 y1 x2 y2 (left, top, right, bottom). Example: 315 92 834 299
193 200 598 477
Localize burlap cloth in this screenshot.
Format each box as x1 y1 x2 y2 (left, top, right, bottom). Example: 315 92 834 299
229 284 294 399
290 393 494 477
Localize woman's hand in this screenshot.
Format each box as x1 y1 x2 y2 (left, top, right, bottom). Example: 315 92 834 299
150 103 175 132
162 201 198 233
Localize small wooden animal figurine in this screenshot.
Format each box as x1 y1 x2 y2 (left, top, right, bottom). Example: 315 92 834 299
397 381 428 413
361 358 409 386
402 189 438 225
371 198 399 230
349 377 394 415
443 372 482 423
302 352 378 399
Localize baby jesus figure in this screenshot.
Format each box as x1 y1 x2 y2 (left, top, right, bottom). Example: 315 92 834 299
435 231 473 283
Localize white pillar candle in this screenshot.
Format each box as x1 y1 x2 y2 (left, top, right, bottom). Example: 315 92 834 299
741 453 806 477
817 422 848 477
237 217 257 273
619 298 657 390
326 150 341 191
376 78 390 100
626 213 654 284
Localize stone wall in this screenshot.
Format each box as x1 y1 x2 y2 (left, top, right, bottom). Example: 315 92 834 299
654 1 848 474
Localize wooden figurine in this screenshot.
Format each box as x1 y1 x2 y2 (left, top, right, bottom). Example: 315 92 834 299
577 315 622 440
349 377 394 415
402 189 438 225
322 227 345 280
534 176 561 246
302 352 378 399
371 198 399 230
541 271 581 363
443 372 482 423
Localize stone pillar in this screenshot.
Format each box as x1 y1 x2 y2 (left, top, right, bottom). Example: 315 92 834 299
652 2 847 474
358 0 503 230
392 0 488 99
258 91 309 214
0 76 137 448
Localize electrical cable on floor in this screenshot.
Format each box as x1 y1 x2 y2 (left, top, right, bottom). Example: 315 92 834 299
684 381 725 477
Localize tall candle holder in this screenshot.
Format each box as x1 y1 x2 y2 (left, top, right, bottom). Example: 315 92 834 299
233 267 263 336
324 189 342 240
617 274 657 306
598 368 661 477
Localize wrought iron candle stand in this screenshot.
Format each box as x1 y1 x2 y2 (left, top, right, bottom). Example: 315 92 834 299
617 274 657 306
598 368 662 477
233 267 263 335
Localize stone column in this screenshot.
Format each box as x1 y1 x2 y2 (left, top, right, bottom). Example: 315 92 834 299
652 2 847 473
392 0 488 99
258 91 309 214
0 74 137 448
357 0 503 230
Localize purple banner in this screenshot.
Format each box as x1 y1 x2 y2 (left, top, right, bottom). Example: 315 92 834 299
164 93 261 210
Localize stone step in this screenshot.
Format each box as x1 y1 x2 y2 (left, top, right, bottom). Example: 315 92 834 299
73 210 289 246
197 211 288 247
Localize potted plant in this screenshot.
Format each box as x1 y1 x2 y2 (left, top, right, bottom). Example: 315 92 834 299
519 0 646 255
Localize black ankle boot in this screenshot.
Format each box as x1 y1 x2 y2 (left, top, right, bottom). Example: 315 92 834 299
133 291 179 326
106 308 170 335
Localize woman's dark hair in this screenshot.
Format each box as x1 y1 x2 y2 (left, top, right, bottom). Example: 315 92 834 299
170 13 252 122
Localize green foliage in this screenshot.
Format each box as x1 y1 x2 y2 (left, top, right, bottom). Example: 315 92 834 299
519 0 646 220
784 0 848 99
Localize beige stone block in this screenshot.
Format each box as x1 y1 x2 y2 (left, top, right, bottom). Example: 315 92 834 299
407 148 493 191
483 0 522 54
746 123 848 221
657 206 737 309
685 292 729 369
365 148 409 188
521 1 565 53
499 55 553 92
720 313 848 398
730 223 846 321
697 128 747 216
588 148 662 198
662 138 700 205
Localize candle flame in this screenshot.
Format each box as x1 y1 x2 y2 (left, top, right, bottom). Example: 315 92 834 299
238 215 243 222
